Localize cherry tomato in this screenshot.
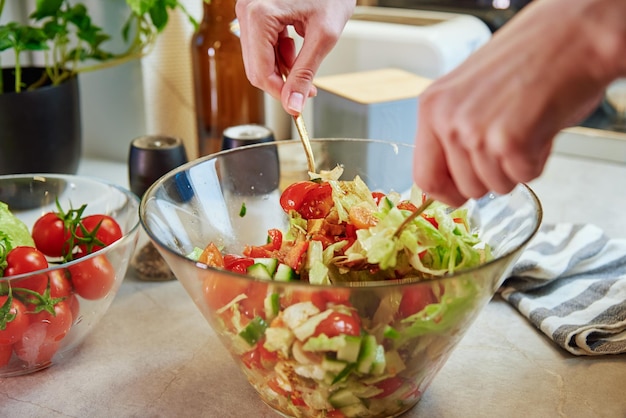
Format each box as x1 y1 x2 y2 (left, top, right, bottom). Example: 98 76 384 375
280 181 333 220
298 182 333 219
28 300 73 342
4 246 48 277
0 296 29 345
203 274 249 312
0 343 12 367
76 214 123 256
314 312 361 338
48 269 73 299
68 255 116 300
32 212 72 257
398 285 438 318
47 269 80 320
280 181 320 212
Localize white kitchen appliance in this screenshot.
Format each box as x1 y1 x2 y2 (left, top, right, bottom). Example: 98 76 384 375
292 6 492 138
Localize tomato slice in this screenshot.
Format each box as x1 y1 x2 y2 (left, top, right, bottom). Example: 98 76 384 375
199 243 225 268
223 255 255 274
280 181 333 220
398 285 438 318
314 312 361 338
279 181 320 213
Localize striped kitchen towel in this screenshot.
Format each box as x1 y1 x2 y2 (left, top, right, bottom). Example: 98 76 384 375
500 223 626 356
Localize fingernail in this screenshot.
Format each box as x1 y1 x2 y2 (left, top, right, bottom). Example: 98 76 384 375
288 92 304 113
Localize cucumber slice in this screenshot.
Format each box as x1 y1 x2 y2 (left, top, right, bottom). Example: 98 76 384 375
247 263 273 280
238 316 268 346
264 292 280 320
321 356 348 374
274 263 296 281
253 258 279 275
336 335 362 363
356 335 378 374
328 388 361 409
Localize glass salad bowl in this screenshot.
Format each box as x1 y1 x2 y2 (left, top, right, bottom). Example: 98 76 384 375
0 174 140 376
140 138 542 418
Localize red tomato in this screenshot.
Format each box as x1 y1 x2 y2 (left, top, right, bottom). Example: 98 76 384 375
239 282 268 319
0 343 12 367
281 288 327 311
397 201 418 212
203 274 249 312
371 192 386 205
398 285 438 318
373 376 406 399
314 312 361 338
320 288 352 306
298 182 333 219
0 296 29 345
280 181 333 219
280 181 320 212
243 229 283 259
28 300 73 343
66 294 81 322
223 255 255 274
76 214 123 256
32 212 72 258
48 269 73 299
68 255 116 300
282 241 309 272
3 247 49 294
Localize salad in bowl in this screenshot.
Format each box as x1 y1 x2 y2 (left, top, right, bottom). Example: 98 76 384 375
140 138 542 417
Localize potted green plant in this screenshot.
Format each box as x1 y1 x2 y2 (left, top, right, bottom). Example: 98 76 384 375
0 0 199 175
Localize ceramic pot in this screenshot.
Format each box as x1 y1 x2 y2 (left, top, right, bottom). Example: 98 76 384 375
0 67 81 175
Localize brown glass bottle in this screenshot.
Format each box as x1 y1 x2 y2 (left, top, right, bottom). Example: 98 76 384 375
191 0 265 157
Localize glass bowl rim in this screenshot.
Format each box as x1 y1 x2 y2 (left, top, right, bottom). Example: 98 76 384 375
141 138 544 289
0 172 141 282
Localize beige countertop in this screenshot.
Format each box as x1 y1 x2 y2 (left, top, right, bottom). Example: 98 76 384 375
1 130 625 417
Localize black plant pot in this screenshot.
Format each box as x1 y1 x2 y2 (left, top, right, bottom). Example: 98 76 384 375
0 67 81 175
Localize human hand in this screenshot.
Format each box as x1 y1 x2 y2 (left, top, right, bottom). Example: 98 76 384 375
413 0 626 207
236 0 356 116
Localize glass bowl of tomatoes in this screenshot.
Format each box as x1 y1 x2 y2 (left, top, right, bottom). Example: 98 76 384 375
0 173 140 376
140 138 542 418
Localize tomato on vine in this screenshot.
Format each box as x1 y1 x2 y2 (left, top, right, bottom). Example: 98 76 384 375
0 294 29 345
32 212 73 258
68 255 116 300
75 214 123 256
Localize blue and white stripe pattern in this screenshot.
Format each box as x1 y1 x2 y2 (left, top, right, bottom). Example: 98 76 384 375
500 223 626 356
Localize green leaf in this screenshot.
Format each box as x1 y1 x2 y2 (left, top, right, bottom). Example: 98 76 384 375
148 0 170 32
30 0 64 20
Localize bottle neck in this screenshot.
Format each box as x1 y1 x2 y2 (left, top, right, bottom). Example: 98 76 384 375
202 0 237 22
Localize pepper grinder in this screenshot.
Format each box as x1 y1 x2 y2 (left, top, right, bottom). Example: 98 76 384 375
128 135 188 281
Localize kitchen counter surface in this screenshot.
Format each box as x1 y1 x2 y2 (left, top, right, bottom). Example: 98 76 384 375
1 130 626 417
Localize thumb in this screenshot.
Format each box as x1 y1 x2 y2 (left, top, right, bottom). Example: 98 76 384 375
278 38 321 116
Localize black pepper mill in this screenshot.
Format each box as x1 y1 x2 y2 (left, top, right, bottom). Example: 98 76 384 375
128 135 188 281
